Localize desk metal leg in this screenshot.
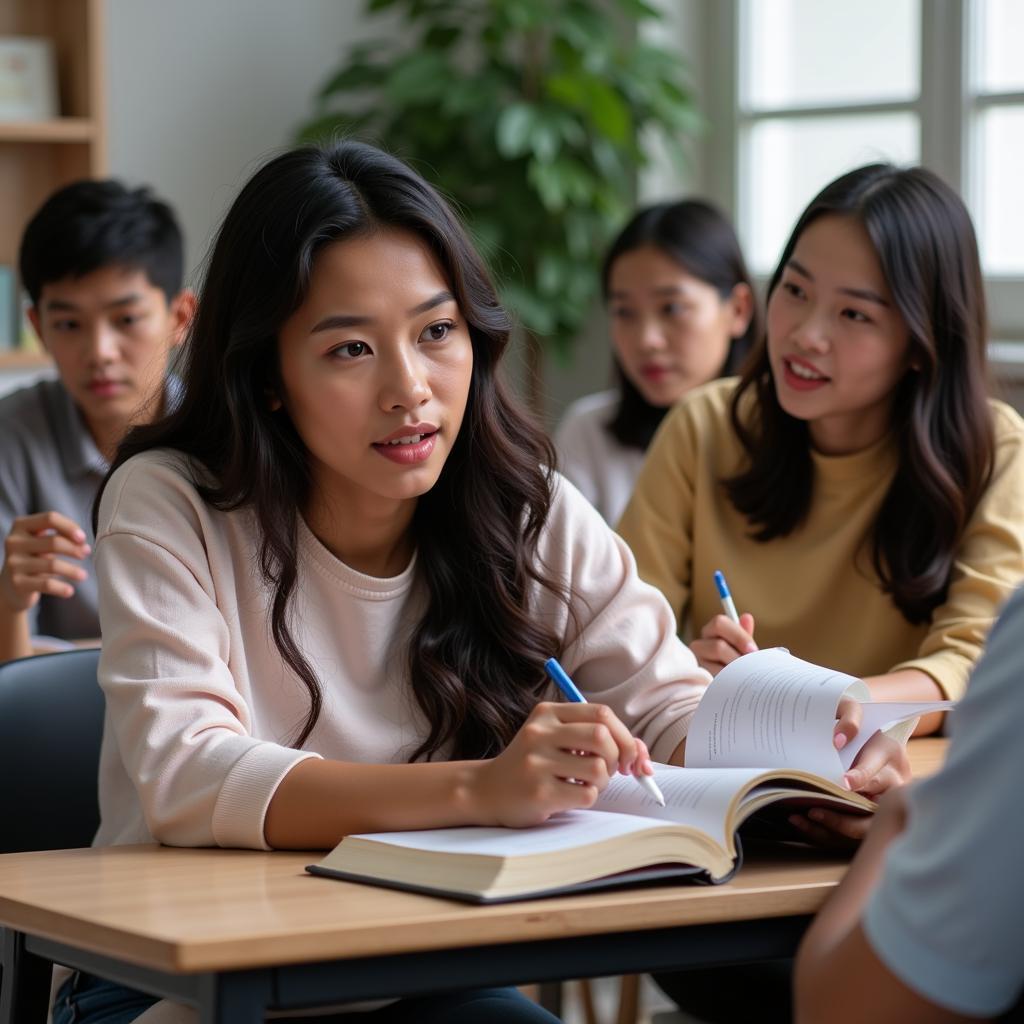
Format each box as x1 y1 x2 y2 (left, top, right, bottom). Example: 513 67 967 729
12 933 273 1024
196 970 273 1024
0 928 50 1024
537 981 563 1016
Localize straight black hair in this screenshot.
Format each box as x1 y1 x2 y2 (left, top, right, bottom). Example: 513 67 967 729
724 164 994 624
601 199 758 450
19 179 184 304
98 141 566 759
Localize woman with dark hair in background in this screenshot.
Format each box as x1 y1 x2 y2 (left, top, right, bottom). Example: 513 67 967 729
619 162 1024 1023
555 199 756 524
54 140 724 1024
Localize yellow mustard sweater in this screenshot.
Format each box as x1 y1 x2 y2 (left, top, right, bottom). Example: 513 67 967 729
617 378 1024 700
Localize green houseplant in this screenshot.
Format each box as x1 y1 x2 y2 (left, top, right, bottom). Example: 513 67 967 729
297 0 698 409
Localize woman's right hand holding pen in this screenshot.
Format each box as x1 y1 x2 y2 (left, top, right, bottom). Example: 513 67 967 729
693 569 758 675
469 702 653 828
691 612 758 675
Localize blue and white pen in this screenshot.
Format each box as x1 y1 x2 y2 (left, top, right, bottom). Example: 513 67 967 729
714 570 740 625
543 656 666 807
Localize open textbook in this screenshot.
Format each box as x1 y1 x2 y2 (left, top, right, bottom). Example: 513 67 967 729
308 649 953 902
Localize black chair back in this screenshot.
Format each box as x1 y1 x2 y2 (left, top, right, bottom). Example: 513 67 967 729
0 648 104 853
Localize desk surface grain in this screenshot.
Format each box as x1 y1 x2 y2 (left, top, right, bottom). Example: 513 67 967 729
0 738 947 973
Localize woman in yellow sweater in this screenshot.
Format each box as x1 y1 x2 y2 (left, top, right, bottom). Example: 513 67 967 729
620 162 1024 725
618 160 1024 1024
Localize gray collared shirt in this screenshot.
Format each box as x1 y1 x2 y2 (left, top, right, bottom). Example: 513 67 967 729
0 377 178 641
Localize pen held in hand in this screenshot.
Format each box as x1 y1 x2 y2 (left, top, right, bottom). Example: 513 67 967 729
714 570 740 625
543 657 666 807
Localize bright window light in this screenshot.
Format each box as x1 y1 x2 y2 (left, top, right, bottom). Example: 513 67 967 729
975 106 1024 274
744 0 920 109
745 113 920 272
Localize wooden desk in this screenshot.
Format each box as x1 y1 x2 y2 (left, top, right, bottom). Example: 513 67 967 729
0 738 948 1024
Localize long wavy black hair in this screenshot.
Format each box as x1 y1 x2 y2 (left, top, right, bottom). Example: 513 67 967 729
97 141 565 759
725 164 994 625
602 199 758 450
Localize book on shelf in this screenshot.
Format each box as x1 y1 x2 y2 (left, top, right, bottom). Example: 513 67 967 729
0 266 15 349
308 648 953 903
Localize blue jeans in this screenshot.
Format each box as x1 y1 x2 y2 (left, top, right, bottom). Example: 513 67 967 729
53 971 561 1023
52 972 159 1024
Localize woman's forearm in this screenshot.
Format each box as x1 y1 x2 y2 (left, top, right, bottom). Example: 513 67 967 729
794 791 908 1019
263 757 486 849
863 668 945 735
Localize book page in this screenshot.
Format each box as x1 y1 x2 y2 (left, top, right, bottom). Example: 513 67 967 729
594 764 770 849
345 809 663 857
838 700 955 769
684 648 867 781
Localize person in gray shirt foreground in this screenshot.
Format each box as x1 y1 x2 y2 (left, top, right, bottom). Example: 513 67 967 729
0 180 193 662
795 584 1024 1021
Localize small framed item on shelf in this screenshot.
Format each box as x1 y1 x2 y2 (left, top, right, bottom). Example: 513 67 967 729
0 36 59 121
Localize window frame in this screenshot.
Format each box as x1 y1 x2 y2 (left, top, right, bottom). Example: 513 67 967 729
707 0 1024 340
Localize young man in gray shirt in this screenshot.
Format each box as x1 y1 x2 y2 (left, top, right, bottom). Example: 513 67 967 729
0 180 194 662
795 585 1024 1020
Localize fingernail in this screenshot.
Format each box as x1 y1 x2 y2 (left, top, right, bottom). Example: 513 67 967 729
842 773 857 790
74 530 86 542
745 643 758 654
834 732 848 750
788 815 805 829
807 809 824 822
83 544 91 554
643 761 654 776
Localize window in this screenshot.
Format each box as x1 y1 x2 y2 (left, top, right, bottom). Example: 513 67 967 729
713 0 1024 336
971 0 1024 276
739 0 921 272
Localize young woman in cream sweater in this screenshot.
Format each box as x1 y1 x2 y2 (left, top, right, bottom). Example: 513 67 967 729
55 143 907 1024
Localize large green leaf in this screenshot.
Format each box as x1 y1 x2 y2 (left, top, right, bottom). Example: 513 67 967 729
496 103 539 159
422 23 462 49
584 79 631 143
385 50 452 103
614 0 662 18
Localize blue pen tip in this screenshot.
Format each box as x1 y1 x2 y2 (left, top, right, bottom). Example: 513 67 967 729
714 570 729 598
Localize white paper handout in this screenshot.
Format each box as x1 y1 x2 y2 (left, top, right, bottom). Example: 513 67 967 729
684 648 954 782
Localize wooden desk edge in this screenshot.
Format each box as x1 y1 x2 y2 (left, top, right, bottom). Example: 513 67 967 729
0 861 847 973
0 738 945 973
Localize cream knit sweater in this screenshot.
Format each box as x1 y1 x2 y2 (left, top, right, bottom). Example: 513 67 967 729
93 450 710 850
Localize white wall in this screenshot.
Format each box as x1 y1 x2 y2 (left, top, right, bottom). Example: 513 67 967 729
106 0 396 283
